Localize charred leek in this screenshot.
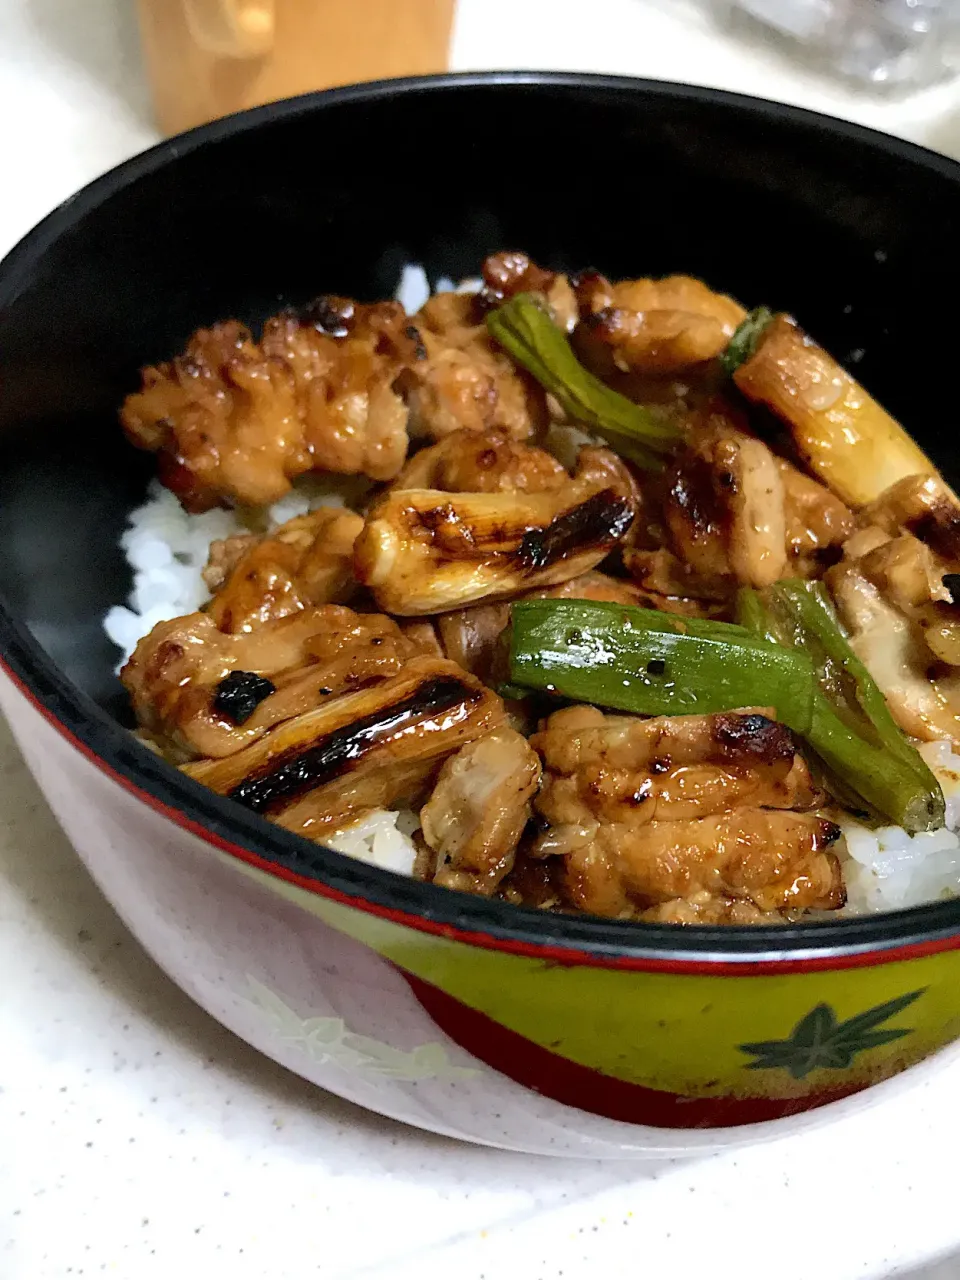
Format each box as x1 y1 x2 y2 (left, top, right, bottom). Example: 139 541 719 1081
486 294 681 469
736 581 944 833
722 309 939 506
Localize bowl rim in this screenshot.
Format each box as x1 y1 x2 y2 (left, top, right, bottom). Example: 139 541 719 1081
5 68 960 972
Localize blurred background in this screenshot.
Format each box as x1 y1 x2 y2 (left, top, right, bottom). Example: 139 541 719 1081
5 2 960 1277
6 0 960 261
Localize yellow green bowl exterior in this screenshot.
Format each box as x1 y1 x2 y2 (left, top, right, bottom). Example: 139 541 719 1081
263 875 960 1126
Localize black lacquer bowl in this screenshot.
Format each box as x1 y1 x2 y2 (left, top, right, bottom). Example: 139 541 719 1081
2 73 959 1155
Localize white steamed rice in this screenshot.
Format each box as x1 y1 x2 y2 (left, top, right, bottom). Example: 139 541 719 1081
102 268 960 911
835 740 960 914
102 474 359 665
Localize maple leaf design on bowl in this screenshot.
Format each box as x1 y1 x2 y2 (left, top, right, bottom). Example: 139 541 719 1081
738 989 926 1080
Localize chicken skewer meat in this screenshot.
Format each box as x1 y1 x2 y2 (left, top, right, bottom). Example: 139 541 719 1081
420 727 541 896
825 475 960 746
571 271 748 379
475 250 579 331
402 291 548 442
122 269 557 512
391 426 568 494
121 605 431 761
530 705 841 920
641 415 854 598
203 506 364 632
122 301 421 510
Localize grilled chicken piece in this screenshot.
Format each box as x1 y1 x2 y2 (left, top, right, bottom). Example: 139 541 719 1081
420 727 541 895
258 300 415 482
640 895 785 925
203 507 364 633
850 475 960 666
121 299 419 511
822 475 960 741
183 658 506 840
434 604 511 681
854 530 949 615
404 292 547 442
476 250 579 331
533 705 821 829
778 459 855 567
560 811 843 919
571 273 747 378
828 558 960 744
661 422 788 590
842 522 960 665
354 446 638 615
202 532 259 594
628 415 852 606
121 322 307 511
530 705 838 920
623 547 732 613
392 428 567 494
122 605 427 761
863 474 960 560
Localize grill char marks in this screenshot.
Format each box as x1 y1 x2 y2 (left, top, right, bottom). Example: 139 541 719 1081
712 712 797 766
515 490 634 570
182 658 507 834
905 502 960 563
229 675 479 813
213 671 277 726
353 446 639 616
669 449 732 545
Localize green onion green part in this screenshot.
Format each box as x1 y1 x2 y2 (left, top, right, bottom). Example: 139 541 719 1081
508 599 815 730
486 293 681 470
719 306 775 376
735 581 944 833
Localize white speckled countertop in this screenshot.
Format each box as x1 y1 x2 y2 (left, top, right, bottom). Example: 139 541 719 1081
6 2 960 1276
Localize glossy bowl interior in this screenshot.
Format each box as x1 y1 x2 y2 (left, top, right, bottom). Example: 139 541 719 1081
3 72 960 969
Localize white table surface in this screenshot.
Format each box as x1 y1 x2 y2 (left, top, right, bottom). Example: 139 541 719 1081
5 2 960 1276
